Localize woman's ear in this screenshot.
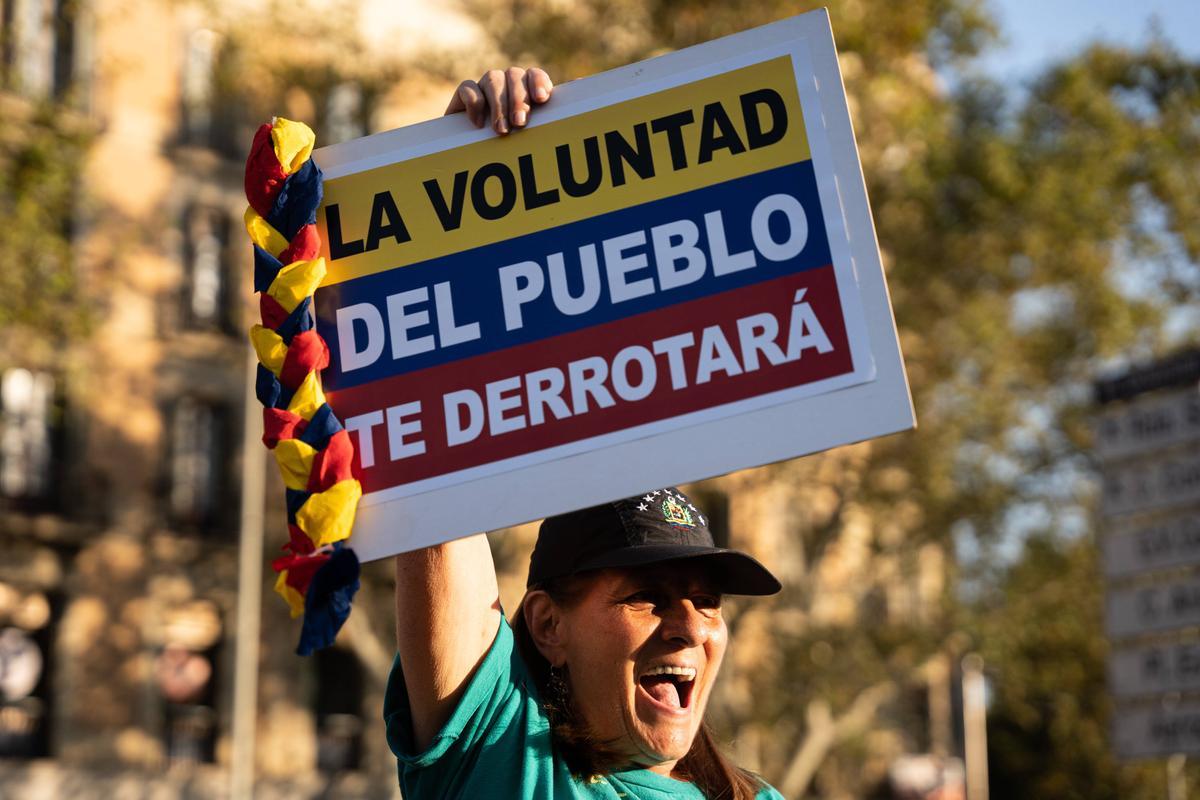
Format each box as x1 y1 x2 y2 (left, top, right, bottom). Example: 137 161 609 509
522 590 568 667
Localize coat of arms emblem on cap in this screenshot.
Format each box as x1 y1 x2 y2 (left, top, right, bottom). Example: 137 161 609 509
661 496 695 528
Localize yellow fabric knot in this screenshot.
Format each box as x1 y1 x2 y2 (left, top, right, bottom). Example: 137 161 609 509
250 325 288 376
297 479 362 548
244 207 290 257
274 571 306 618
287 371 326 421
275 438 317 491
267 257 327 313
271 117 316 176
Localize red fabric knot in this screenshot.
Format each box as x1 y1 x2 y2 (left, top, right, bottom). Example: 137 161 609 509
260 293 290 329
281 224 321 264
245 123 288 219
262 408 308 449
306 430 356 493
273 550 331 596
279 330 330 390
285 523 317 556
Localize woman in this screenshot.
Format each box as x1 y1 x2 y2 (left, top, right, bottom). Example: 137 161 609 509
386 68 784 800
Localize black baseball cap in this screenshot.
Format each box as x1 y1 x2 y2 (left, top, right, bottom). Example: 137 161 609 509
527 487 781 596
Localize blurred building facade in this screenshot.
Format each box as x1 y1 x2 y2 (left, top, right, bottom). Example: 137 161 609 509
0 1 957 798
0 0 422 796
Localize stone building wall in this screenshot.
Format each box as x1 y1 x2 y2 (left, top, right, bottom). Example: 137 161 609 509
0 0 468 796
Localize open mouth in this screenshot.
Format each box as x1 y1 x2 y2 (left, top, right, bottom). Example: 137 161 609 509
638 665 696 711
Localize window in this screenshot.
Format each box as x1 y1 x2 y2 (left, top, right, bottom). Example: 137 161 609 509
157 600 221 764
157 644 216 764
1 0 74 98
0 587 57 759
49 0 71 98
181 206 233 332
0 368 56 504
325 82 365 145
180 28 218 145
167 397 228 531
314 647 364 772
177 27 249 156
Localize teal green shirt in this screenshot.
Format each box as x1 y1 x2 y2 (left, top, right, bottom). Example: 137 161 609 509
384 616 784 799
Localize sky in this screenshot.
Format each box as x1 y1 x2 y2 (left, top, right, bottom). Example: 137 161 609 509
981 0 1200 344
981 0 1200 78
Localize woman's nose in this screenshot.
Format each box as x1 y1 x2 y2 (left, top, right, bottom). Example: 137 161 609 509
659 601 715 646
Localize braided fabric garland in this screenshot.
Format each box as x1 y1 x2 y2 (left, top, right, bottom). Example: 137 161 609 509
243 117 363 656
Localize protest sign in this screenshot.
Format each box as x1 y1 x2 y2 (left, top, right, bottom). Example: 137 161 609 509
311 10 914 559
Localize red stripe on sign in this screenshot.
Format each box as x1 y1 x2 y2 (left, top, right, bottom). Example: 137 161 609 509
329 264 853 493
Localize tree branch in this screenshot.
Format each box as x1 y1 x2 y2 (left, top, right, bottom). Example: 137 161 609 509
778 679 897 799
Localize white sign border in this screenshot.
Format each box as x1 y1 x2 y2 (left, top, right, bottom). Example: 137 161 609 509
313 10 915 560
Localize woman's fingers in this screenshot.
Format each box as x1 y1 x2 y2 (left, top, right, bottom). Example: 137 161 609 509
479 69 510 134
445 67 554 134
507 67 530 129
525 68 554 105
444 80 485 128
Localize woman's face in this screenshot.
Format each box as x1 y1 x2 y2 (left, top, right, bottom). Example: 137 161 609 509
556 562 728 774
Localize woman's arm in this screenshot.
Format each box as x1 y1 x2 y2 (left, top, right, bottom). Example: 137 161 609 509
393 66 554 753
394 535 501 752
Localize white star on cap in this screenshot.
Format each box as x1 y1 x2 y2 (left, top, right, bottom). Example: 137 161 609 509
637 503 648 512
642 494 654 502
651 490 661 496
698 514 706 526
687 503 697 511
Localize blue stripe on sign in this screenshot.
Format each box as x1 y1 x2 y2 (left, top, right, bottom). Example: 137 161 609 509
316 159 831 391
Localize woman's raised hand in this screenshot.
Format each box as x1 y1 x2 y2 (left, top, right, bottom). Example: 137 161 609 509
445 67 554 135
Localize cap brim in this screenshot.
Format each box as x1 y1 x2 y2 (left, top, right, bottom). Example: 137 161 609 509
573 544 782 596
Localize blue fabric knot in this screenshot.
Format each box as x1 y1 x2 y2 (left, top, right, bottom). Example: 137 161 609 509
285 488 312 525
299 403 343 451
256 364 297 409
275 296 314 345
297 546 360 656
268 158 324 241
253 245 283 293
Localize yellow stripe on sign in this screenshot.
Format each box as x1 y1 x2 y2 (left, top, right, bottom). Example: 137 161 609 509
319 56 809 286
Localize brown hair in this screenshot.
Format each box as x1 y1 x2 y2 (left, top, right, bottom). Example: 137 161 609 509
512 573 765 800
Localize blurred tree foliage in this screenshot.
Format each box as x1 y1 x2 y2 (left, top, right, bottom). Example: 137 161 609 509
196 0 479 151
0 101 92 341
462 1 1200 796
